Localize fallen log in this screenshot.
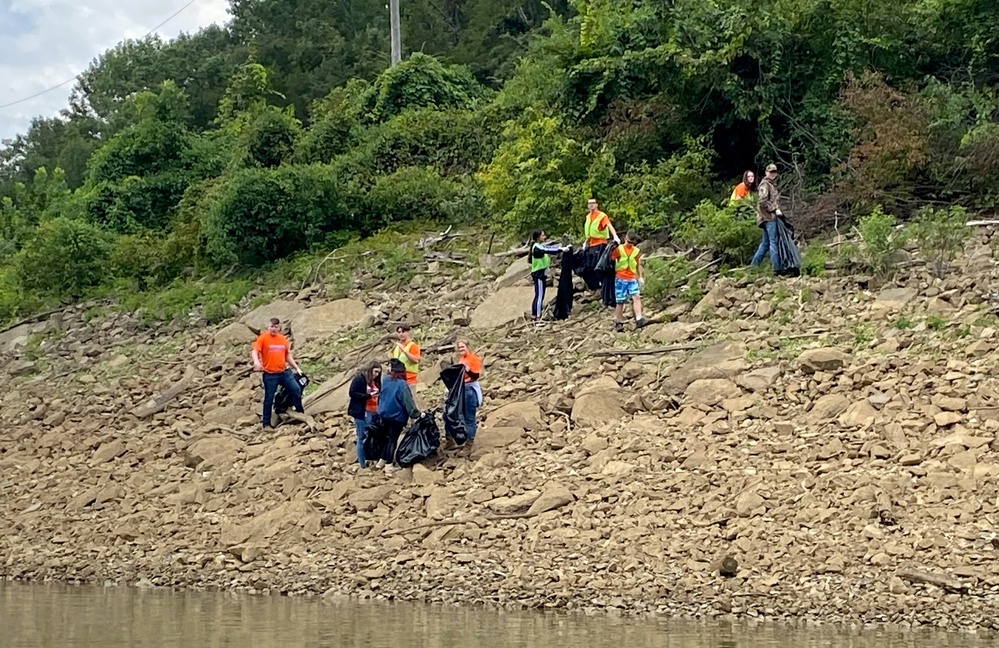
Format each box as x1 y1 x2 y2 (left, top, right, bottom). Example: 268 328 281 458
591 342 703 357
897 569 968 593
132 366 197 418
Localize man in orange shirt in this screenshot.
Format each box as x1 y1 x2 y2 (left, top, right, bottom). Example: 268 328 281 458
582 198 620 250
252 318 305 429
610 231 648 332
390 325 420 385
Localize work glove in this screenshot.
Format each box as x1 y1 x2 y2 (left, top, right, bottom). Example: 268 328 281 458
639 277 646 288
613 234 621 244
775 209 783 217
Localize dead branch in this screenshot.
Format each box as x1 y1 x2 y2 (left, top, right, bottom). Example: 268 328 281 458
131 366 197 418
417 225 465 249
684 259 722 281
591 342 703 357
493 244 530 258
897 569 968 593
423 252 470 266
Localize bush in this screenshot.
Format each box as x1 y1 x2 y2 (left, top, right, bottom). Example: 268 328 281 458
237 107 301 169
15 217 112 297
200 165 345 267
478 114 589 235
361 53 484 123
854 206 907 282
677 200 760 265
368 166 463 227
801 244 828 277
907 205 970 278
87 120 189 185
83 171 190 233
642 255 694 303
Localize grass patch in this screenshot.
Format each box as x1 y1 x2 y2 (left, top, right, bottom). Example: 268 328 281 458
926 315 948 331
118 279 253 326
892 315 915 330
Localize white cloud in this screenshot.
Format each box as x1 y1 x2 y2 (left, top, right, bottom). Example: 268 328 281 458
0 0 231 140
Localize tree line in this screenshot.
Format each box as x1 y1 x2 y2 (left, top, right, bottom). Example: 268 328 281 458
0 0 997 320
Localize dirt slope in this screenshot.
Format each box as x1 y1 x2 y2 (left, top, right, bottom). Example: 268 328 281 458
2 233 999 632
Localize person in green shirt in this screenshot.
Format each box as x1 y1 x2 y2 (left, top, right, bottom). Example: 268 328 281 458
528 229 568 327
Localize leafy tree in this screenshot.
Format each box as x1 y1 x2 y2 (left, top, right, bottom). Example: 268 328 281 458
14 217 112 297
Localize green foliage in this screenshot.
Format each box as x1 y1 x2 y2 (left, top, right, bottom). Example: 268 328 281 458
906 205 970 278
361 53 484 123
201 165 344 267
14 217 111 297
478 113 588 235
608 138 715 236
801 244 827 277
118 278 252 325
642 255 693 303
854 206 907 282
677 200 760 265
892 315 915 330
367 166 469 226
236 107 302 169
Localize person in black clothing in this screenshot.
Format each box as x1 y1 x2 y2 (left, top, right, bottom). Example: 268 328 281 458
528 229 568 327
347 360 381 468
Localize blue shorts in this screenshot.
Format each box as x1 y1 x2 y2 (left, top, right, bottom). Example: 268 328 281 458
615 278 640 304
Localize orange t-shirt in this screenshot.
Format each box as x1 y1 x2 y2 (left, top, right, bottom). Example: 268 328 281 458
253 332 290 374
459 352 482 383
731 182 750 200
611 244 640 280
365 383 379 413
586 211 611 247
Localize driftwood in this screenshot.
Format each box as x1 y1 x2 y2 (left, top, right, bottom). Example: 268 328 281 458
423 252 470 266
132 366 197 418
493 244 530 258
897 569 968 593
382 510 541 537
0 299 101 336
591 342 703 357
417 225 464 249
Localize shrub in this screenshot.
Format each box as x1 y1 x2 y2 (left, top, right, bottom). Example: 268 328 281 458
237 107 301 169
854 206 907 282
200 165 345 267
478 114 589 235
642 256 694 303
87 120 189 185
907 205 970 277
367 166 469 227
14 217 112 297
361 53 484 123
676 200 760 265
801 244 828 277
83 171 190 233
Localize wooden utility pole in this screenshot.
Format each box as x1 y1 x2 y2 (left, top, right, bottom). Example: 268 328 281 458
389 0 402 66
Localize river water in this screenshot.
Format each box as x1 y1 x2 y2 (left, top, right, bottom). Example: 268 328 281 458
0 583 989 648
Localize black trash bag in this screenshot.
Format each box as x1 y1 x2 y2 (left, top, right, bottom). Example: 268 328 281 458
577 245 605 291
395 412 441 467
362 413 391 463
594 240 618 272
553 251 575 320
774 217 801 277
439 365 469 445
275 373 310 413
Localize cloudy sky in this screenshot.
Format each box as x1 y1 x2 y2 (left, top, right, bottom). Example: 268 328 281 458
0 0 231 141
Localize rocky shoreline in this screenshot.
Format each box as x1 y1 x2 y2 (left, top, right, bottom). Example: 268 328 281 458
3 240 999 634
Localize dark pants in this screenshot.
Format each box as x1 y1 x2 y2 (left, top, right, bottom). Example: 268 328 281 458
531 270 546 319
382 419 406 463
261 369 303 427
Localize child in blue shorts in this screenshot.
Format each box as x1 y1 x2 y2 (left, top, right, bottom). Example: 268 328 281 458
610 231 648 332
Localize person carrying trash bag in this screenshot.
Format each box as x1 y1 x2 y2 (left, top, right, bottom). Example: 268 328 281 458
438 364 469 446
455 340 482 441
375 359 421 474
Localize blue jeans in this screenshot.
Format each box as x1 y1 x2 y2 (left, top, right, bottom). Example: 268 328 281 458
261 369 303 427
354 413 372 467
464 389 479 440
751 220 779 269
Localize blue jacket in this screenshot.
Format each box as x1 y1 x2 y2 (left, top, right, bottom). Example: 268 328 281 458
377 376 420 424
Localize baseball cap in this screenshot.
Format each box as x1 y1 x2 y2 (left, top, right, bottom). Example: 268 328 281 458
766 163 778 173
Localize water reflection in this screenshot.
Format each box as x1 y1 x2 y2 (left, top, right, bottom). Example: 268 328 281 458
0 583 988 648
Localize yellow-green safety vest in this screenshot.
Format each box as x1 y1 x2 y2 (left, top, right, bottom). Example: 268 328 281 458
392 341 419 375
530 243 551 273
585 211 610 241
615 245 640 274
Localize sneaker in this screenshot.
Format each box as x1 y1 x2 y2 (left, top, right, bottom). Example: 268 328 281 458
533 320 547 328
614 321 624 333
635 318 648 329
384 464 400 475
375 459 386 469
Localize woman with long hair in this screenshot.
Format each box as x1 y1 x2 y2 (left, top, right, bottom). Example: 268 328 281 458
455 340 482 441
347 360 381 468
731 170 757 202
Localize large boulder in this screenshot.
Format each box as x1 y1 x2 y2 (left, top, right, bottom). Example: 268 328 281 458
214 322 255 347
684 379 742 406
0 321 46 352
241 300 305 332
289 299 369 344
810 394 850 421
571 376 627 427
486 401 542 431
471 286 549 330
494 258 531 289
303 372 352 415
663 342 747 393
798 347 850 373
872 287 917 310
